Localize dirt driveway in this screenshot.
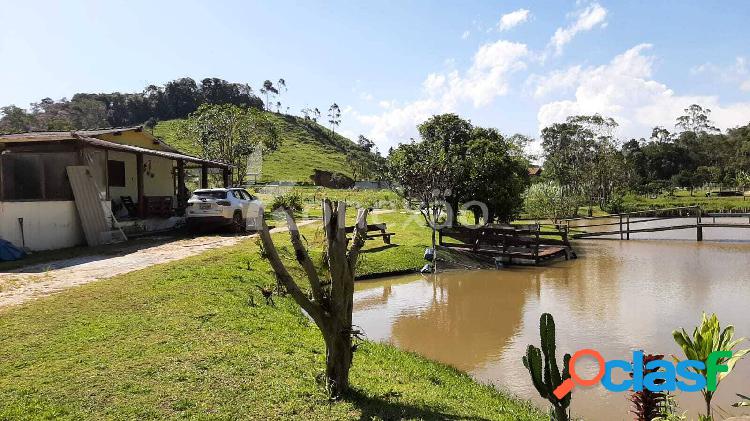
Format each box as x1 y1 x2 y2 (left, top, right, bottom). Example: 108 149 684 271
0 221 316 309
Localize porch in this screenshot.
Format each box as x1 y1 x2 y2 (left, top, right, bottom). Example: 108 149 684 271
0 130 232 250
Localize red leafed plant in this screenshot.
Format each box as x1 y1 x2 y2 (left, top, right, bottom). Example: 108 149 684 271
630 353 666 421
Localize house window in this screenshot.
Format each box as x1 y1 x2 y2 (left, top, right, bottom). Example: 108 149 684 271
1 152 77 201
107 160 126 187
43 154 77 200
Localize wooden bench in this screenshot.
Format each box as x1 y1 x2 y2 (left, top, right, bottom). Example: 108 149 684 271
345 223 396 244
144 196 173 218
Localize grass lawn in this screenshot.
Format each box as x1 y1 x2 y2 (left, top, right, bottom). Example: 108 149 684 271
0 210 543 420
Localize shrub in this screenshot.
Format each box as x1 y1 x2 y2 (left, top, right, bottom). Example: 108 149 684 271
270 191 303 212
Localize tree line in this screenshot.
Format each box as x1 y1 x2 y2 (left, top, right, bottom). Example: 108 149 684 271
0 77 271 133
538 104 750 216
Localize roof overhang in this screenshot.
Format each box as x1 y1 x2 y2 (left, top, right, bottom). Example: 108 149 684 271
75 135 230 168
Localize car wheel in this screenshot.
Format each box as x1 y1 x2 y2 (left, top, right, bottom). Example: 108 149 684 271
231 211 245 233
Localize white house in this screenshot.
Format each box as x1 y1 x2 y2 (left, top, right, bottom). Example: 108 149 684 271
0 126 230 251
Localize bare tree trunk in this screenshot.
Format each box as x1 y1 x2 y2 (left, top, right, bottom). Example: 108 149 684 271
258 200 368 397
324 322 352 394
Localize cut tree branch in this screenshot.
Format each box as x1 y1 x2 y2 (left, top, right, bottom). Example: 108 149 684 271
347 208 369 269
283 209 325 305
258 218 325 324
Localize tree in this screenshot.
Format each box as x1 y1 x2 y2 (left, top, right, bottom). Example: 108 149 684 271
164 77 200 118
357 134 375 152
313 107 321 123
541 115 628 215
277 78 286 112
389 137 453 262
675 104 720 135
462 127 530 223
69 97 108 129
524 181 579 223
328 103 341 135
670 170 698 196
0 105 35 133
416 114 474 223
258 200 368 396
389 114 530 262
143 117 158 133
346 150 375 182
260 80 278 111
650 126 673 142
178 104 279 184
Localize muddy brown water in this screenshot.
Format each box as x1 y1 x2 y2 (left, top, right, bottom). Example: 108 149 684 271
353 219 750 420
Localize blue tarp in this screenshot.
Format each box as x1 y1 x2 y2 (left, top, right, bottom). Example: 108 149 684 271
0 239 25 261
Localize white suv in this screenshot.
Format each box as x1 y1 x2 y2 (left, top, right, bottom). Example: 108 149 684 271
186 188 262 232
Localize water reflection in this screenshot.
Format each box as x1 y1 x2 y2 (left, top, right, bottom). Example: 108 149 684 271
353 237 750 420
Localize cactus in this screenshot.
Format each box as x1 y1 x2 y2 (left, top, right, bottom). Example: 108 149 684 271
522 313 572 421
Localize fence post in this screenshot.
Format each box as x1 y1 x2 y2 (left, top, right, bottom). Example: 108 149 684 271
626 215 630 240
619 215 623 240
696 207 703 242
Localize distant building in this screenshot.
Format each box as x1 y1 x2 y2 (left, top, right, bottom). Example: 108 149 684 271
528 166 543 177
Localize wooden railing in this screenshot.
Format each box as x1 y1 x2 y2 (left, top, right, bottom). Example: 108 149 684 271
438 224 571 265
563 206 750 241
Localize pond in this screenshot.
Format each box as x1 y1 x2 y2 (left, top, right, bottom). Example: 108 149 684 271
353 223 750 420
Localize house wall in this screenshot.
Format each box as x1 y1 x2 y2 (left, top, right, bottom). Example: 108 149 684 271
143 156 175 197
0 201 85 250
107 151 138 200
106 151 174 206
97 130 163 151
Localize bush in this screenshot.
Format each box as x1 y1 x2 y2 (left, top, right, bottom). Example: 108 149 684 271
523 181 579 222
270 191 303 212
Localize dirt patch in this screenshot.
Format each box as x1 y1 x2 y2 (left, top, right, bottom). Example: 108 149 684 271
0 221 317 308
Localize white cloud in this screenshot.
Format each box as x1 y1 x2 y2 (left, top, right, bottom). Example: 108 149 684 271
692 56 750 92
378 100 393 109
498 9 531 31
533 44 750 138
526 65 584 98
461 30 470 40
549 3 607 55
355 40 529 149
423 73 446 95
359 92 373 101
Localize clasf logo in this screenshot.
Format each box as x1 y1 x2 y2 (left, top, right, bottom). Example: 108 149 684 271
553 349 732 398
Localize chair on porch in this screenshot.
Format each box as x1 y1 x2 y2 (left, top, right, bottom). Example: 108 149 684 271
120 196 138 218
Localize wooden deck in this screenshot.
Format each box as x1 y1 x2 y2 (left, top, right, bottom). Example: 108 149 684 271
438 225 574 266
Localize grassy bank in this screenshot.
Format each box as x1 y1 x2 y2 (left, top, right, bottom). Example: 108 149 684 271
620 190 750 213
0 211 543 420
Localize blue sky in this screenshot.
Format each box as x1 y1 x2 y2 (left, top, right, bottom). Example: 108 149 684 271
1 0 749 153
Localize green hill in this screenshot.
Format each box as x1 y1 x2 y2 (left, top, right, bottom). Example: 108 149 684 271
153 112 380 183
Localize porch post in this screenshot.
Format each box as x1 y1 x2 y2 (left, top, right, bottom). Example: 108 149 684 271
222 167 231 187
201 164 208 188
136 152 145 217
176 159 186 212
